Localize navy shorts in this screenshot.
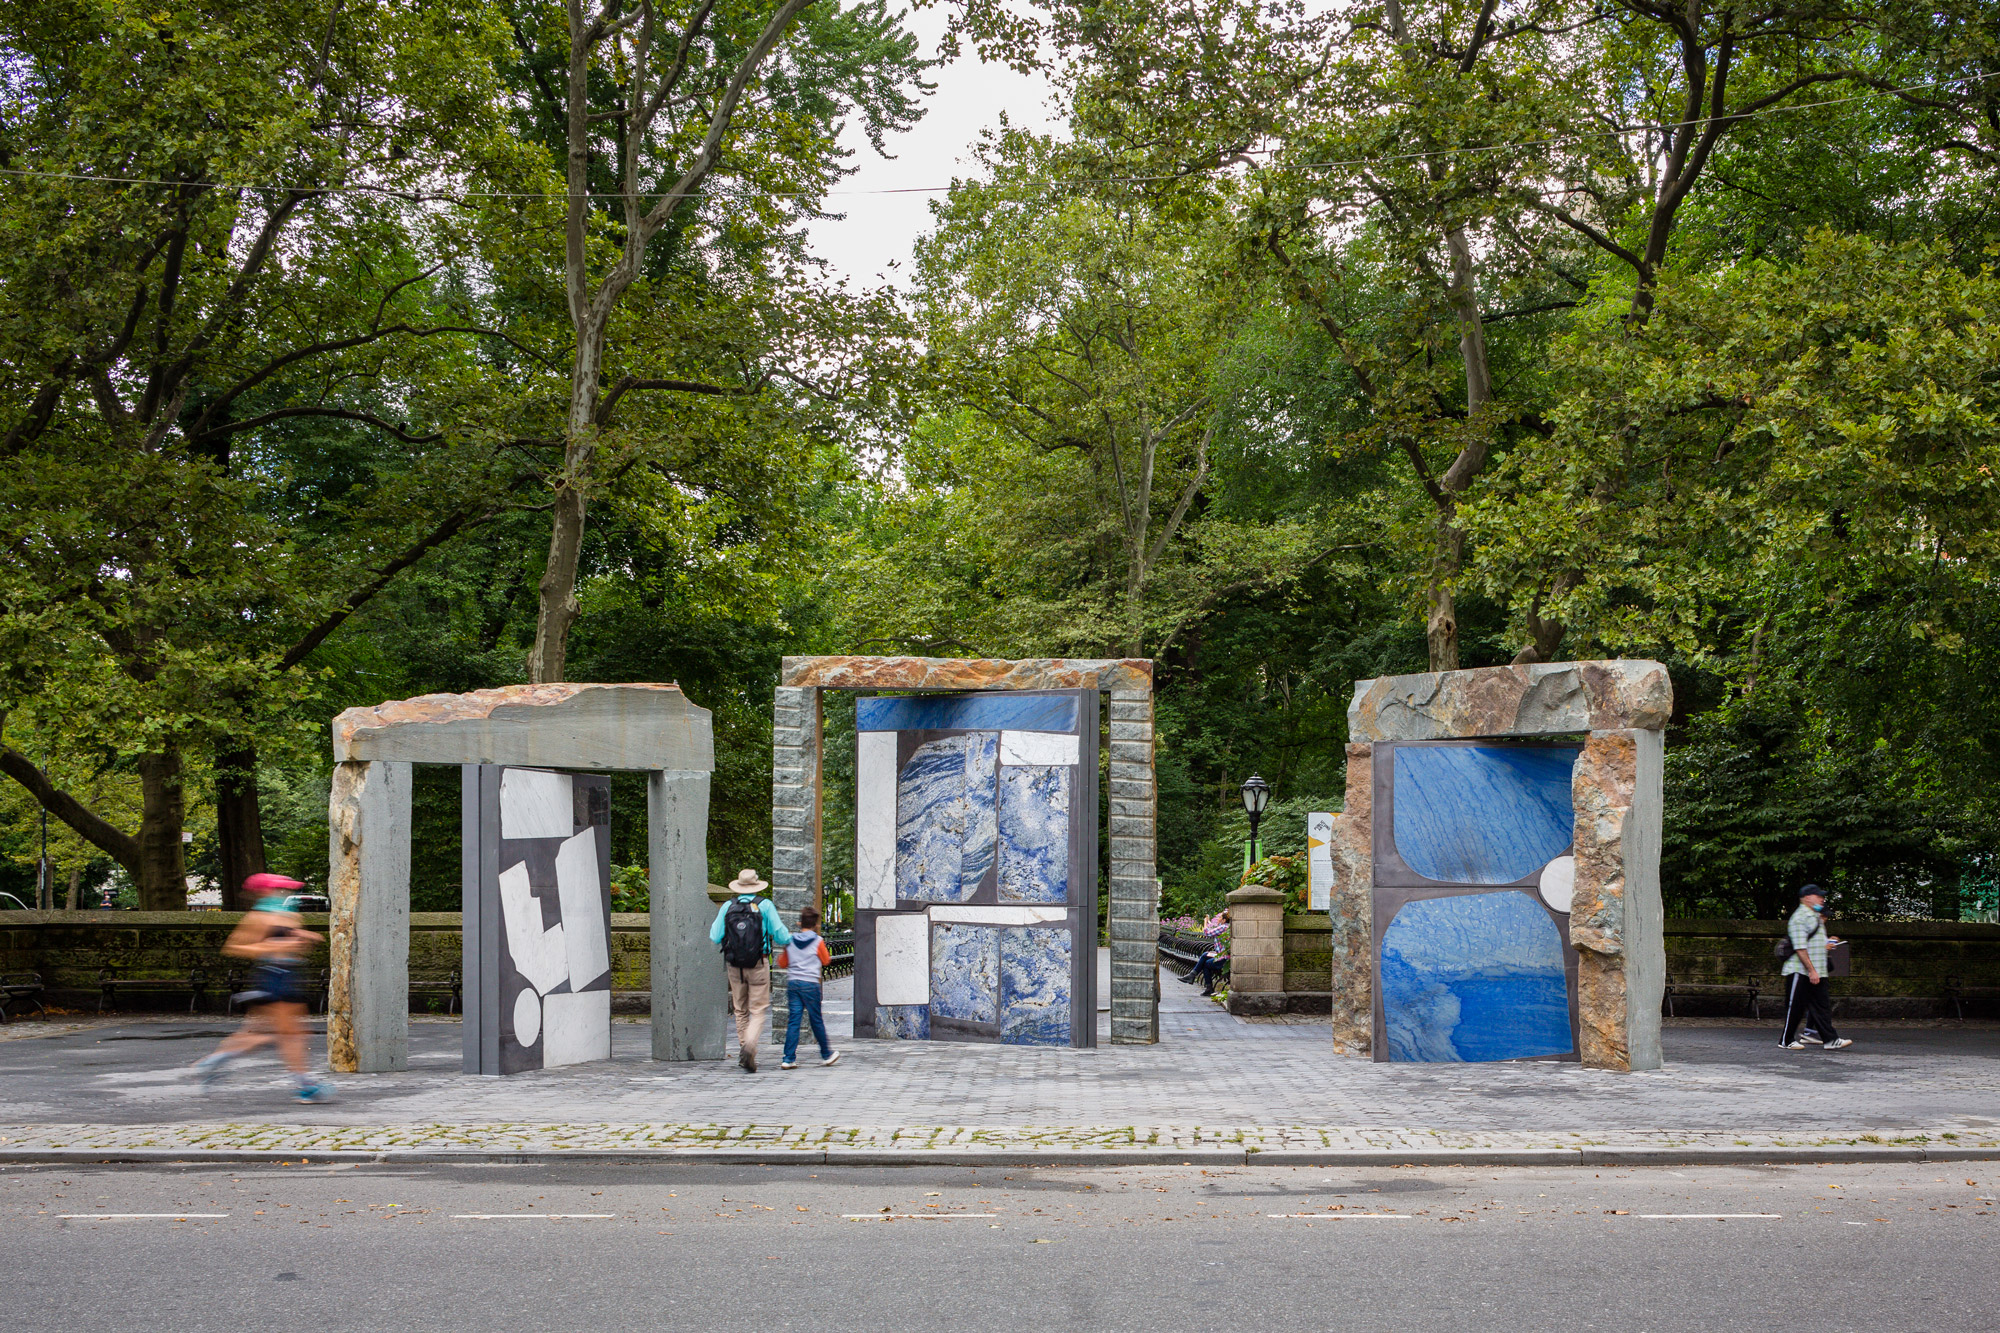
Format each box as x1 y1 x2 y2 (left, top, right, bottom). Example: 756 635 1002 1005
246 964 302 1007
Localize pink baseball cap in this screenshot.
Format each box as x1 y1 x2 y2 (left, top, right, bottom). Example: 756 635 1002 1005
243 872 306 893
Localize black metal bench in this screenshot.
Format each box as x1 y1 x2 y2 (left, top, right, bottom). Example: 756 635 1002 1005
1158 928 1228 985
1663 972 1761 1019
821 932 856 981
97 967 212 1014
223 966 332 1015
1944 976 2000 1021
0 972 47 1023
409 969 462 1015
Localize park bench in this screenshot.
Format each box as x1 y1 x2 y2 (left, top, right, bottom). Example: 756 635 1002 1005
408 969 462 1015
1943 976 2000 1022
1662 971 1761 1019
97 966 213 1014
222 966 331 1015
1158 927 1228 985
0 972 47 1023
821 931 856 981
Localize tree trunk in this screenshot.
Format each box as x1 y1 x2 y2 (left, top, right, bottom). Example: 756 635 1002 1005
214 745 267 910
134 751 187 911
66 864 84 911
528 323 607 685
1424 521 1463 672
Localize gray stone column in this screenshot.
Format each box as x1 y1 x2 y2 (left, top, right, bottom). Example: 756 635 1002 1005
769 685 822 1034
1107 688 1159 1044
1327 742 1374 1054
650 770 725 1061
1571 728 1666 1071
327 758 411 1074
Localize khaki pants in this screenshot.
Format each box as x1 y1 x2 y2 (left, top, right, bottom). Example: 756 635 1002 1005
727 960 771 1052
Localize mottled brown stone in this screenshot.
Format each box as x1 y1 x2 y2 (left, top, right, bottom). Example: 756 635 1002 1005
781 655 1152 694
1347 661 1672 742
1570 729 1666 1072
1328 742 1374 1055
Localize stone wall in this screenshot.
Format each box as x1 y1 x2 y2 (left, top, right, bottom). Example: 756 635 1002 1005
1662 918 2000 1018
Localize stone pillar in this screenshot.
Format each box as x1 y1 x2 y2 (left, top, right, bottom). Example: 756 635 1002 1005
1223 884 1285 1016
1571 728 1666 1071
1107 688 1159 1044
769 685 822 1032
650 770 726 1061
327 758 411 1074
1327 742 1374 1054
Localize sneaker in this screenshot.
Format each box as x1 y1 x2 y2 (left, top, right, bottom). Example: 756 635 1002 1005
295 1081 335 1103
1784 1040 1809 1050
195 1055 233 1088
820 1050 841 1067
1798 1032 1825 1045
1823 1038 1853 1050
780 1060 797 1070
743 1047 758 1073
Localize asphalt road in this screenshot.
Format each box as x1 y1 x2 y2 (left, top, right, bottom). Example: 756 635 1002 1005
6 1161 1994 1331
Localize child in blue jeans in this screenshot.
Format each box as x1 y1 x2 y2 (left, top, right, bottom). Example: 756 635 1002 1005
780 907 841 1069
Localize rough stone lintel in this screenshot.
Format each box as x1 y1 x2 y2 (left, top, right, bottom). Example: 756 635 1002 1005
782 655 1151 693
333 683 714 771
1347 660 1672 742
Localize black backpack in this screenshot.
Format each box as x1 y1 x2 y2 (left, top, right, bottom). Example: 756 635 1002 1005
721 896 766 967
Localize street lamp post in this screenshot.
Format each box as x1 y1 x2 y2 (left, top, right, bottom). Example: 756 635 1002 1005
1239 773 1270 873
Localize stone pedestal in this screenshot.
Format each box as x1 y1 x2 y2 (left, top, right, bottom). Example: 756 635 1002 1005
650 771 725 1062
1223 884 1286 1017
328 758 411 1073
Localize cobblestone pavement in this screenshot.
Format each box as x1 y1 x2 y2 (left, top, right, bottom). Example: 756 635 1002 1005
1 961 1994 1158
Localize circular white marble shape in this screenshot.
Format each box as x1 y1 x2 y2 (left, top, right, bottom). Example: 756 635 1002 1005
1539 855 1576 913
512 987 542 1047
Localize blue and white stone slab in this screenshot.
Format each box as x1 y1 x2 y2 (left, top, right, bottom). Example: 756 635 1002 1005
1392 744 1579 884
1379 890 1573 1062
875 1005 931 1040
999 730 1080 766
855 731 898 910
930 922 999 1023
859 694 1079 733
999 925 1072 1045
874 912 931 1006
895 733 997 901
997 764 1069 902
930 906 1069 925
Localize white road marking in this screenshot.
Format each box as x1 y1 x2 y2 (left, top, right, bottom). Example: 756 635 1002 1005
1635 1213 1782 1219
59 1213 227 1219
450 1213 614 1219
1268 1213 1410 1220
842 1213 998 1220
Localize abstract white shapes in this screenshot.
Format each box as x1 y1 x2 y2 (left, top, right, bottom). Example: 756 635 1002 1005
1307 811 1335 911
999 731 1080 767
929 905 1070 925
555 829 610 990
856 731 898 910
541 989 611 1067
1539 855 1576 914
512 987 542 1047
498 861 567 995
499 768 573 840
875 913 931 1006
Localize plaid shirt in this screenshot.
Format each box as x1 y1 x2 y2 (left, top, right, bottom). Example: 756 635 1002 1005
1782 904 1828 977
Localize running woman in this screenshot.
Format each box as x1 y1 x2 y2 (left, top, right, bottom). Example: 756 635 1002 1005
192 873 336 1102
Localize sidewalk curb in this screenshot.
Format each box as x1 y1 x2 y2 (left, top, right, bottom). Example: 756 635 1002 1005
3 1144 1994 1167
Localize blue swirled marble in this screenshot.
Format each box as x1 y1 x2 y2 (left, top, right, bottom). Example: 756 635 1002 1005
875 1004 931 1040
1379 891 1572 1062
997 765 1069 902
930 922 999 1022
999 925 1072 1045
895 733 999 901
1392 744 1580 884
858 693 1079 733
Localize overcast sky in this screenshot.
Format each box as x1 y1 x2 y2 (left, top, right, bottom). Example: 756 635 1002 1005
804 7 1058 289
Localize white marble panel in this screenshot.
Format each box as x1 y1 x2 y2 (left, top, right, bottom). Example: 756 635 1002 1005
512 988 542 1048
856 731 898 910
555 829 610 989
1307 811 1335 911
875 912 931 1006
498 861 567 995
541 989 611 1067
999 731 1080 767
1539 854 1576 914
500 768 573 840
928 906 1070 925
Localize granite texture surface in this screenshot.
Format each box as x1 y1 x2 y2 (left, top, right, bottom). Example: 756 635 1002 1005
895 734 998 902
997 765 1069 902
1348 661 1672 742
1327 743 1374 1054
1570 728 1666 1071
333 682 712 770
1390 744 1579 884
1378 891 1573 1063
875 1004 931 1040
1000 925 1071 1044
783 655 1151 693
931 922 1000 1023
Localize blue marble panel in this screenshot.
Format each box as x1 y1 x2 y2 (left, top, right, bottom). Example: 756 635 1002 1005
875 1004 931 1040
895 733 998 901
997 765 1069 902
1392 744 1579 884
930 923 1000 1022
1379 891 1573 1062
858 693 1079 733
999 925 1072 1045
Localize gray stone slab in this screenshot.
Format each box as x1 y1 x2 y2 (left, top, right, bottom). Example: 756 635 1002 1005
333 683 713 770
328 759 411 1074
651 770 726 1062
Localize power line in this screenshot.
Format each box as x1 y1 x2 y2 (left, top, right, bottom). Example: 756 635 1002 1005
0 69 1991 202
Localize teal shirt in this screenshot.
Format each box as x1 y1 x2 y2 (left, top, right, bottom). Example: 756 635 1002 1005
709 895 791 956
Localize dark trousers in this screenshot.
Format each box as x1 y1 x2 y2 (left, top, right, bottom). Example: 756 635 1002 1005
784 979 831 1062
1780 973 1838 1045
1190 955 1225 992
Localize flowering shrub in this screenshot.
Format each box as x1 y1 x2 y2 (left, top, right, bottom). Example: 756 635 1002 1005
1243 854 1310 913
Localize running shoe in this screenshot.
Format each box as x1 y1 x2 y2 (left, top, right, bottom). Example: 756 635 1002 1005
1784 1040 1809 1050
820 1050 841 1067
295 1081 336 1103
1823 1038 1854 1050
780 1060 797 1070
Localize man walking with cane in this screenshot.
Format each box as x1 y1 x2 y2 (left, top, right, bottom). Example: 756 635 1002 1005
710 869 789 1072
1781 884 1853 1051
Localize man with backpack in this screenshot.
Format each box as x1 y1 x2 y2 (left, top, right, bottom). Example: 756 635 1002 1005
1780 884 1853 1051
709 868 790 1071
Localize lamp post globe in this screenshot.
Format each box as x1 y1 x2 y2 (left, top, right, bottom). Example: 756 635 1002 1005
1240 773 1271 865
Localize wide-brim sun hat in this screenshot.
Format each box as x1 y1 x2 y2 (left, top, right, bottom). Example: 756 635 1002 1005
728 869 769 893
